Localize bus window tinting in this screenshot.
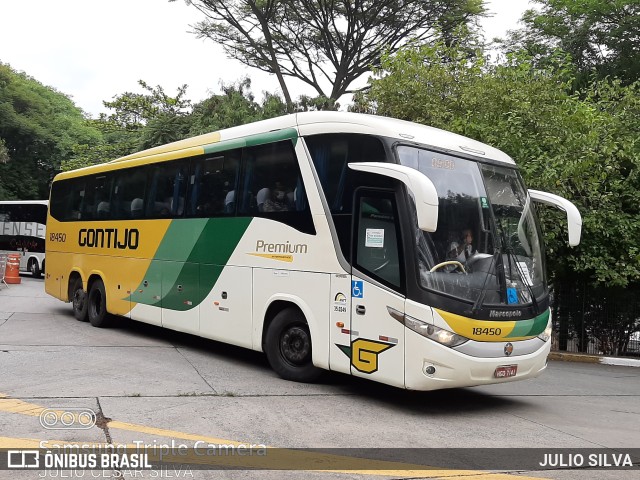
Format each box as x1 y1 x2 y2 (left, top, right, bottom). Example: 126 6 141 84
355 195 403 291
148 161 188 218
82 175 113 220
189 150 241 217
49 139 313 234
305 134 389 262
112 167 147 219
238 141 305 215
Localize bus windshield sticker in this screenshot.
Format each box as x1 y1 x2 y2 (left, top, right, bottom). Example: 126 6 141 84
507 287 519 305
365 229 384 248
516 261 533 286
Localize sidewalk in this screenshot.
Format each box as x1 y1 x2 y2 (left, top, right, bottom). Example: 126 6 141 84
548 351 640 367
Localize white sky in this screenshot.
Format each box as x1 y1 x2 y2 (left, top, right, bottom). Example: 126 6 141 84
0 0 531 118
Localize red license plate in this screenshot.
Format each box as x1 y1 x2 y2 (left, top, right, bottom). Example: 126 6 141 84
494 365 517 378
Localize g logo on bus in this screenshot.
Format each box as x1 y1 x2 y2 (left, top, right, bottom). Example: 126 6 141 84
504 342 514 356
336 338 395 374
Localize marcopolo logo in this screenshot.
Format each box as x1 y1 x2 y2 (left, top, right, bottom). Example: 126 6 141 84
39 407 96 430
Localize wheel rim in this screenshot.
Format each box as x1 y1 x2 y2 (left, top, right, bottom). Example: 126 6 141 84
30 262 36 274
279 325 311 366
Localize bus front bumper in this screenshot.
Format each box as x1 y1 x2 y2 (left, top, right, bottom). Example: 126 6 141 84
405 331 551 391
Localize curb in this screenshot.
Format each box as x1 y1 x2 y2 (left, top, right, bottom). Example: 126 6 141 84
549 351 640 367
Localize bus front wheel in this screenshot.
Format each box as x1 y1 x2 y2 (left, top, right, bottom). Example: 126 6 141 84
264 308 322 383
71 278 88 322
88 279 112 328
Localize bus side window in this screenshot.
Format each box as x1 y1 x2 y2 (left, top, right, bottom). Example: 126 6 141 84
355 195 403 291
82 175 113 221
112 167 147 220
50 179 85 222
189 150 240 217
238 141 304 215
148 161 188 218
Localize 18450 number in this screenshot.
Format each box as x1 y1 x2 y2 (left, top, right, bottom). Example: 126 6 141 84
472 327 502 336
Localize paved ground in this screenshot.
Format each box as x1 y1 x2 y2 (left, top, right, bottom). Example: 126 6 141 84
0 277 639 480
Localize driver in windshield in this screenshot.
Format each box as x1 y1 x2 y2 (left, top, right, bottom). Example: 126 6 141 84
448 228 475 264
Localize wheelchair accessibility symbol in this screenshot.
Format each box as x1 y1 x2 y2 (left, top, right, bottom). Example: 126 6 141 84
507 287 518 305
352 280 364 298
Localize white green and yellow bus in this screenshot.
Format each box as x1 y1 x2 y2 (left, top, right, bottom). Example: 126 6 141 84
0 200 48 277
45 112 581 390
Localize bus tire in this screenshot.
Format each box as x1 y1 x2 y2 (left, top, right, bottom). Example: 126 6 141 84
29 259 41 278
88 279 112 328
71 277 88 322
264 308 322 383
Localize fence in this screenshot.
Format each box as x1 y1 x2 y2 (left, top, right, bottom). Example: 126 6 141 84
550 282 640 357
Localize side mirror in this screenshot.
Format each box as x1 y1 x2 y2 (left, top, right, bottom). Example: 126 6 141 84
529 189 582 246
348 162 439 232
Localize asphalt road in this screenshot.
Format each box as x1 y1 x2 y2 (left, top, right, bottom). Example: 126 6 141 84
0 277 638 480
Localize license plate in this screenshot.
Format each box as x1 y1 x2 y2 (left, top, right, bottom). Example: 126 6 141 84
494 365 517 378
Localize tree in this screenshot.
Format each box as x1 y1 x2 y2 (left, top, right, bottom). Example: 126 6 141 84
188 78 273 134
0 63 102 198
100 80 192 132
503 0 640 86
0 138 9 164
174 0 485 108
80 80 194 165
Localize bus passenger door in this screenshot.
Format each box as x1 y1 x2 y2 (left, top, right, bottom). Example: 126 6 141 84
349 190 406 388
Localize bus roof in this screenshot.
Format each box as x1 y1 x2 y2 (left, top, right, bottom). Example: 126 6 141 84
54 112 515 181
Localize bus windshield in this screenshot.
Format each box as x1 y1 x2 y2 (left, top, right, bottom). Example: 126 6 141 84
397 146 546 307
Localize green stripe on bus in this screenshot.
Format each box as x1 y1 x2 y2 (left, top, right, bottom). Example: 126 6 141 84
506 309 550 338
130 217 252 311
203 128 298 155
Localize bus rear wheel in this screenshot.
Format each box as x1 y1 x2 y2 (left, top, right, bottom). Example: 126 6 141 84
71 278 88 322
88 279 112 328
264 308 322 383
29 259 41 278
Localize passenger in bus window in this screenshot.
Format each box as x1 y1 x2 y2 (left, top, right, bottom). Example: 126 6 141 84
224 188 235 213
262 181 290 212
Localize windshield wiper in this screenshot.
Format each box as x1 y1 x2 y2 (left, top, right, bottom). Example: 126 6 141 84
497 218 540 315
470 248 499 315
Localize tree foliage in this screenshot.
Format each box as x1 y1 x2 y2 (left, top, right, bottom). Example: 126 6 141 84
503 0 640 86
0 63 102 199
100 80 192 131
174 0 485 107
355 40 640 289
188 78 287 135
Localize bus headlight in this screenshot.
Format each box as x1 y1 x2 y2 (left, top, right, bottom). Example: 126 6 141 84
537 322 552 342
404 315 469 347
